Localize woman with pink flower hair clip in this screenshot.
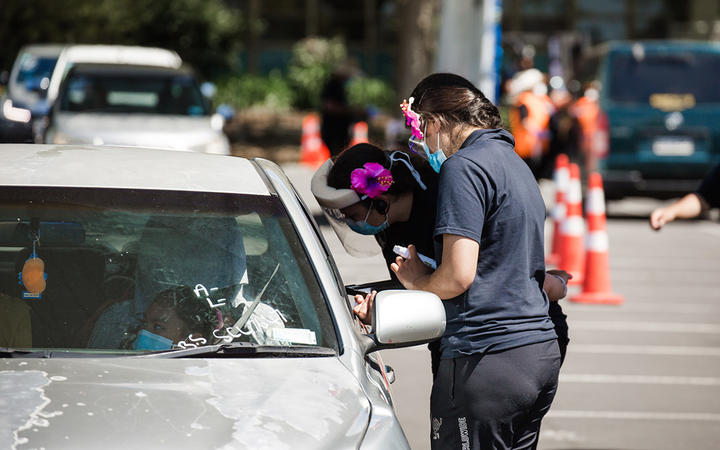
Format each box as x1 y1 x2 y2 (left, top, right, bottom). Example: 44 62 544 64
389 73 561 450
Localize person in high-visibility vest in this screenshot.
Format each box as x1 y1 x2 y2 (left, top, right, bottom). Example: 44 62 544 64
508 68 554 178
571 85 607 174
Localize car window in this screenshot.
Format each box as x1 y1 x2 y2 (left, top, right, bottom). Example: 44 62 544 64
607 51 720 104
0 187 337 355
15 53 58 84
59 72 209 115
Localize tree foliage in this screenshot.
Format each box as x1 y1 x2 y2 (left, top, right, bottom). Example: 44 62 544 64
0 0 244 77
286 36 347 110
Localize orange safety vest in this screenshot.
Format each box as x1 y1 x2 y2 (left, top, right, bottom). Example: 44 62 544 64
510 91 552 159
572 95 600 154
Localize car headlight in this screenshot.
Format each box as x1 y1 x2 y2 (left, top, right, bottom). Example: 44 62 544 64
2 99 31 123
205 135 230 155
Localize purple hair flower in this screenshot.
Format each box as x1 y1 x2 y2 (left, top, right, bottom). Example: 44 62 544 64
350 162 393 198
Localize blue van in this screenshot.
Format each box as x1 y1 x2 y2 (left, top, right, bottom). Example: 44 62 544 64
587 41 720 199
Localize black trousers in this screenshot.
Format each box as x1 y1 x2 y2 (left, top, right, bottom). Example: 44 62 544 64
430 340 561 450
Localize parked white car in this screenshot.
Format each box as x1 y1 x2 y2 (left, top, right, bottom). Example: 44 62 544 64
1 44 183 143
44 63 230 154
0 144 445 449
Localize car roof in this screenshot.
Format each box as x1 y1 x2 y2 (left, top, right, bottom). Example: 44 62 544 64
0 144 270 196
15 44 66 58
67 63 194 77
62 45 182 68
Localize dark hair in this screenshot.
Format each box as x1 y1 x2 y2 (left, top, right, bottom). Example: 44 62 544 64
410 73 502 130
327 143 433 208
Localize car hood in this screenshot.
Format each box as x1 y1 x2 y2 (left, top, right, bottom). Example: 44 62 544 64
52 113 224 151
0 357 371 450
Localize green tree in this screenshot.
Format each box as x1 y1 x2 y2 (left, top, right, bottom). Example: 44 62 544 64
0 0 244 77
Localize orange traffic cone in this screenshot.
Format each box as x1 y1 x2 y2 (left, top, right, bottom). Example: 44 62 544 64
547 154 569 266
350 121 369 146
571 173 624 305
300 113 330 169
559 163 584 285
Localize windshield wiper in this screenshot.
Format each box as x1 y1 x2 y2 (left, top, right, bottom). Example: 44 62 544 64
0 347 130 358
139 342 337 359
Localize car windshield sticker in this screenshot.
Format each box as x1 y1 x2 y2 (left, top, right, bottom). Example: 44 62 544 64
269 328 317 346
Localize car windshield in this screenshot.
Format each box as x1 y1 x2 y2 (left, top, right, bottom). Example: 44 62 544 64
0 187 338 355
59 71 209 116
607 51 720 104
16 54 58 84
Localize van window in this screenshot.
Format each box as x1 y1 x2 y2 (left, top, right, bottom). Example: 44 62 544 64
16 54 58 84
608 52 720 104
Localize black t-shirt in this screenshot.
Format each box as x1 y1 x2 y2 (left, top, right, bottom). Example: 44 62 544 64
376 172 439 271
697 163 720 208
433 129 557 359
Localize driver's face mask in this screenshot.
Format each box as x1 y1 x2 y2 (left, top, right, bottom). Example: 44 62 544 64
133 329 173 350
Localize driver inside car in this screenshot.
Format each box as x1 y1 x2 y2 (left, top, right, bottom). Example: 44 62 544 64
88 216 248 349
125 286 218 351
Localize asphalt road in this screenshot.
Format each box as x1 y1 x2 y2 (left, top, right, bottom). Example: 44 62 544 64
283 164 720 450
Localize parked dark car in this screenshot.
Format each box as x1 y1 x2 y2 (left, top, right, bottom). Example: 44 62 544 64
582 41 720 199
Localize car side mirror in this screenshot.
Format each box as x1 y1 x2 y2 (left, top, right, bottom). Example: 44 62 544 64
360 289 445 354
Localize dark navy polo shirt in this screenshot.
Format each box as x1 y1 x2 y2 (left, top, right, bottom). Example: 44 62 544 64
433 128 557 359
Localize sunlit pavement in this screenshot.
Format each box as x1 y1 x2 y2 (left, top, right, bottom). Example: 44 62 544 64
284 163 720 450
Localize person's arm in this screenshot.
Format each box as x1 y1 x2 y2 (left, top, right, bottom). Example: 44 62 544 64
649 193 709 230
391 236 478 300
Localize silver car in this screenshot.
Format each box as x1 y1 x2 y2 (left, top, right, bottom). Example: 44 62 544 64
44 63 230 155
0 144 445 449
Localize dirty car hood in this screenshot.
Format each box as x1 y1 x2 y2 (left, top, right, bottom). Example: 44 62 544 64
0 357 371 450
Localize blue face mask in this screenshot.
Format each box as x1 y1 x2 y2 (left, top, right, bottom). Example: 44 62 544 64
133 329 174 350
423 141 447 173
414 123 447 173
346 207 389 235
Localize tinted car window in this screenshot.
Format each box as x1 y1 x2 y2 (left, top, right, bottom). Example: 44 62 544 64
59 72 209 115
608 52 720 104
0 187 337 354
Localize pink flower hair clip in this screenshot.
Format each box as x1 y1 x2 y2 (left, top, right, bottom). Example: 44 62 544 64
400 97 423 141
350 162 393 198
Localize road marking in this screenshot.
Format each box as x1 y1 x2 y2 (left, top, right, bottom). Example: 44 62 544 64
546 410 720 422
570 320 720 334
560 374 720 386
569 344 720 357
567 302 720 314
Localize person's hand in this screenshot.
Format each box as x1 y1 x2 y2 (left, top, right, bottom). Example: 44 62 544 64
547 269 572 284
353 290 376 326
545 269 571 301
390 244 432 290
650 207 675 231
